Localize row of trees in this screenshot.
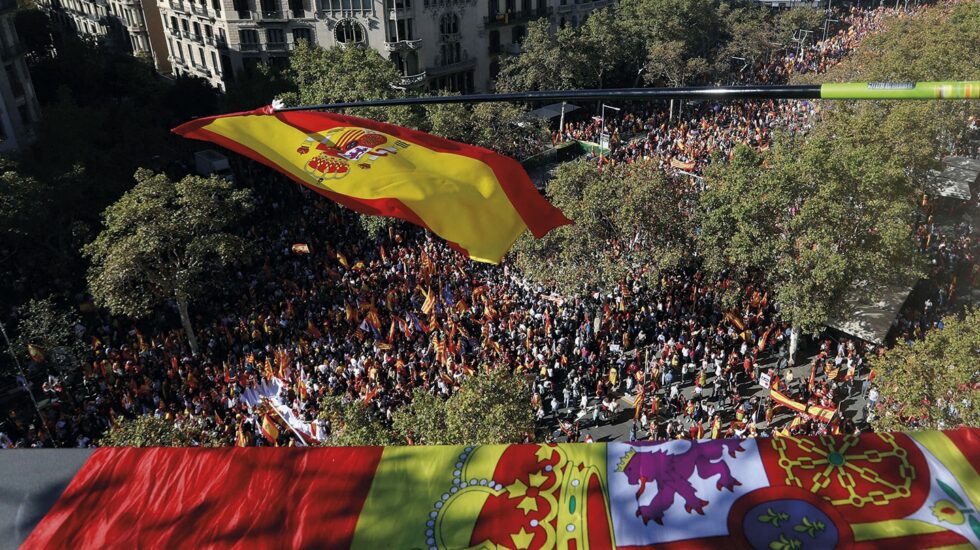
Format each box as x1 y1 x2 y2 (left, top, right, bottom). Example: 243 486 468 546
497 0 829 92
102 367 535 447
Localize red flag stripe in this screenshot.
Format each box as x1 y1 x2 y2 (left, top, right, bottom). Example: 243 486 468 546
21 447 383 549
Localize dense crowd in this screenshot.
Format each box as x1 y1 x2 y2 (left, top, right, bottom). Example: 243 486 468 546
558 5 928 175
0 2 969 449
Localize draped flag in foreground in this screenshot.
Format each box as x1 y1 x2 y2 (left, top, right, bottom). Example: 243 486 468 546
173 107 571 263
22 429 980 548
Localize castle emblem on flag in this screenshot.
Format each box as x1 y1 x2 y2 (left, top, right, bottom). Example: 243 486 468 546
296 127 406 181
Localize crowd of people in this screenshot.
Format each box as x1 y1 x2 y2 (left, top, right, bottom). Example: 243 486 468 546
557 5 928 176
0 2 969 449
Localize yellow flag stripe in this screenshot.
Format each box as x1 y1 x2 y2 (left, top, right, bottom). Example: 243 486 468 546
910 431 980 509
200 115 528 263
851 519 946 541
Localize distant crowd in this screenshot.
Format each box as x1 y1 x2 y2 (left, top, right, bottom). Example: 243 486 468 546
1 2 968 449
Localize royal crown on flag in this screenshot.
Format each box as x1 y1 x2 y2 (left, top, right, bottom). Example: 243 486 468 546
429 444 612 550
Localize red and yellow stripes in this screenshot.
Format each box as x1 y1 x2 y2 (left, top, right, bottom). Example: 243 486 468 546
173 107 571 264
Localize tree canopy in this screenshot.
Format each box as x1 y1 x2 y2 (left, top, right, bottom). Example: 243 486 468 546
514 161 695 293
871 309 980 432
84 170 254 354
698 137 921 334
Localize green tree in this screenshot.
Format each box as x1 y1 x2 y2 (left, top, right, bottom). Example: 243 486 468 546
698 138 922 360
871 309 980 431
443 368 534 445
84 170 254 354
426 99 548 159
644 39 711 88
101 416 193 447
515 161 694 293
774 6 826 48
100 415 225 447
717 3 776 72
574 8 634 89
13 296 87 376
619 0 722 79
797 1 980 180
280 40 421 127
392 368 534 445
318 395 395 446
391 388 449 445
496 19 586 92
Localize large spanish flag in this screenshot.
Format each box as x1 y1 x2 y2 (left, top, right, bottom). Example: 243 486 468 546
173 107 571 263
17 430 980 548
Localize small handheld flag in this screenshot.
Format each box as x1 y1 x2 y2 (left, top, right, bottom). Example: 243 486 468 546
173 108 571 264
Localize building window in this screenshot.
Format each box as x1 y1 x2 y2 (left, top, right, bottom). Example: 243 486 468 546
293 27 313 45
439 12 458 36
335 19 364 43
267 28 285 46
239 28 259 44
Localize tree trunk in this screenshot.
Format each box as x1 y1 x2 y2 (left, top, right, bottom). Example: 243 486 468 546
176 292 199 355
789 325 799 367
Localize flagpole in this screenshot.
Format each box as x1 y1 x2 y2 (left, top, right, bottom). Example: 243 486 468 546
0 320 53 444
273 81 979 112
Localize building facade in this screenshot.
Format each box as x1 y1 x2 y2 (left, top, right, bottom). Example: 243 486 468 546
38 0 174 74
0 0 40 153
39 0 613 93
157 0 614 92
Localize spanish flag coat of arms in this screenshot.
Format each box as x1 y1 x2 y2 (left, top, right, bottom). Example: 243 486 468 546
173 106 571 263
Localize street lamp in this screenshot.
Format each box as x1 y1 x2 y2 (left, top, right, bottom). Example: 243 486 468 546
600 104 620 153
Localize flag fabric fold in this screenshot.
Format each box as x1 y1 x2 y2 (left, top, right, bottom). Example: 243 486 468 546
173 107 571 263
20 429 980 549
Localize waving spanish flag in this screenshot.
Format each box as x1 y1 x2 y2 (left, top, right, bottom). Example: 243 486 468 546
173 107 571 263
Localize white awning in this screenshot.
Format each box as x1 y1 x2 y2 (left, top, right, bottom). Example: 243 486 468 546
828 281 915 345
527 103 581 119
926 156 980 201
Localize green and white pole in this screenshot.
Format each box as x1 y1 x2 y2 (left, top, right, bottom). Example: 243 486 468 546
275 81 980 111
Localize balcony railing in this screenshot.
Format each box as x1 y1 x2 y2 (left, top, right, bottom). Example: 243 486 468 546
439 32 460 43
204 35 226 48
190 3 208 16
168 0 186 12
391 72 426 89
239 42 261 52
260 9 285 19
188 33 204 44
484 8 550 26
169 55 187 66
169 28 183 38
233 10 256 20
383 38 422 52
427 56 476 76
263 42 289 51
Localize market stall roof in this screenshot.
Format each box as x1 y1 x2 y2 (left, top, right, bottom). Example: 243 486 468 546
926 156 980 201
828 281 915 344
527 103 581 119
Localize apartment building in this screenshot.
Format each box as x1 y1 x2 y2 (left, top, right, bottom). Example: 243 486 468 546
0 0 40 153
40 0 614 92
159 0 614 92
